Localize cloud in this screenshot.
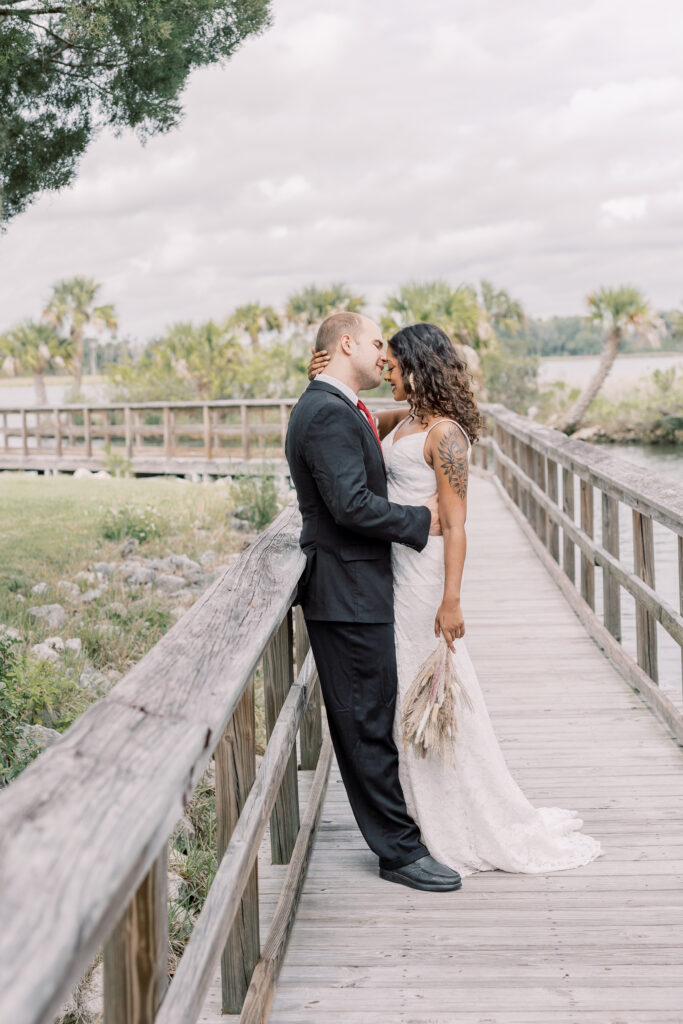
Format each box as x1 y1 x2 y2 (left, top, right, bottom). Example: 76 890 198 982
2 0 683 339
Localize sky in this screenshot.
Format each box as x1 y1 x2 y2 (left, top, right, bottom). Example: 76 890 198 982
2 0 683 344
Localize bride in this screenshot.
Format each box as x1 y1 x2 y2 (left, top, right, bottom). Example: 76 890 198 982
309 321 601 876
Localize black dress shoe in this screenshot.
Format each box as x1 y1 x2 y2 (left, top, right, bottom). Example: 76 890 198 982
379 854 462 892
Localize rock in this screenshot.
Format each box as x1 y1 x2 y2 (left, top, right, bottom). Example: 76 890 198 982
171 814 196 852
31 582 49 596
170 605 186 620
44 636 65 654
79 664 112 696
168 848 188 873
14 594 26 603
73 467 93 479
93 470 112 479
168 872 185 904
17 723 61 755
28 604 66 629
57 580 81 601
155 573 187 595
0 625 22 642
81 587 104 603
30 642 61 663
74 569 97 585
144 556 175 573
79 961 104 1021
121 537 139 557
107 601 127 617
93 561 114 579
199 550 216 567
168 554 202 573
230 516 252 532
105 668 122 685
123 566 155 588
65 637 82 656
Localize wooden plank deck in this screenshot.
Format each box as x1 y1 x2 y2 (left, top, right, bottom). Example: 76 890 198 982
202 472 683 1024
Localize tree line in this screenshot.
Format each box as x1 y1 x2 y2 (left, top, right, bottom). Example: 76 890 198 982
0 277 677 435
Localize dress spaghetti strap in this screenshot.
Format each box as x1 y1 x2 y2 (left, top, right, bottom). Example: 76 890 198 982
424 418 472 449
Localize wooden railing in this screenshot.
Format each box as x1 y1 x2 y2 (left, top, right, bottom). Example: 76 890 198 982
0 399 299 468
0 505 331 1024
475 403 683 743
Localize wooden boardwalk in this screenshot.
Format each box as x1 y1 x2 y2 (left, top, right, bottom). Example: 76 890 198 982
202 471 683 1024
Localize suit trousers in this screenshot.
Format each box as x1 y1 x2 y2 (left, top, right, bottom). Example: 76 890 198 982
306 619 428 870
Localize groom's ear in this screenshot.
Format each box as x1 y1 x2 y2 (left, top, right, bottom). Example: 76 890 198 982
338 333 354 356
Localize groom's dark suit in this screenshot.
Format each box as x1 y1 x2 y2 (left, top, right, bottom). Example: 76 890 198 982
285 378 430 869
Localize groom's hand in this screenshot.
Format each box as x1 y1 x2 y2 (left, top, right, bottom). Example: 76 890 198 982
425 493 442 536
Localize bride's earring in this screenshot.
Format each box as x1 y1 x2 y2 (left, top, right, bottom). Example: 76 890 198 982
408 372 415 391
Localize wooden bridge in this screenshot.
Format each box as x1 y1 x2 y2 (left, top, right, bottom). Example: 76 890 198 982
0 405 681 1024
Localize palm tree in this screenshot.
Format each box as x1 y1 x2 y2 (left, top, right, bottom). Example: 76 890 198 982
382 280 486 384
286 283 365 329
382 280 484 346
44 277 118 394
479 280 527 337
226 303 282 347
0 321 64 405
561 286 660 434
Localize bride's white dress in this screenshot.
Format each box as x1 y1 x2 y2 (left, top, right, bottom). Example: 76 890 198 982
384 418 602 875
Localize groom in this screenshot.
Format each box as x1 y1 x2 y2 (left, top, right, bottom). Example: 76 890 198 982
285 311 462 892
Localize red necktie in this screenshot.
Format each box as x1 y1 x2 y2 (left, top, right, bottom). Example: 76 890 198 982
357 399 383 449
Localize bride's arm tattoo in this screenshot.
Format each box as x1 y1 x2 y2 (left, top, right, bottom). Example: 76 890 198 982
437 426 469 499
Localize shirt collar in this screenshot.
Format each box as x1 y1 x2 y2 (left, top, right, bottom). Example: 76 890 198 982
314 372 359 407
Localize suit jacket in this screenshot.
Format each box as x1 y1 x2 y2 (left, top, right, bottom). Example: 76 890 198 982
285 379 431 622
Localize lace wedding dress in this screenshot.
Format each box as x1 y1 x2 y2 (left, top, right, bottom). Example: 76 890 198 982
384 418 602 875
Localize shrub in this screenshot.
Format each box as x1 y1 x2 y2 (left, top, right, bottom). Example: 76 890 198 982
230 472 281 531
100 502 167 543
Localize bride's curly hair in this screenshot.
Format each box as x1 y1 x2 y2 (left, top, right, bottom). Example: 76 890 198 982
388 323 482 443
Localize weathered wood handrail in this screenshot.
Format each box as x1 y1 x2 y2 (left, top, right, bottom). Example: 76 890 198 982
475 403 683 743
0 399 300 469
0 503 331 1024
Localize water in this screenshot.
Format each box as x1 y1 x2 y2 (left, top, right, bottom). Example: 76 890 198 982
539 351 683 396
0 378 107 407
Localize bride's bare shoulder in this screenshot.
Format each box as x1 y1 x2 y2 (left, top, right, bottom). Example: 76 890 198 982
375 407 408 439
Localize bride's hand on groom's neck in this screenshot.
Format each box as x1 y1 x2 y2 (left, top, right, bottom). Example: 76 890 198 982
308 348 330 380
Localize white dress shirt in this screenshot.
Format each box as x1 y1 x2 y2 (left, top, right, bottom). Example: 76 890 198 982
314 372 359 407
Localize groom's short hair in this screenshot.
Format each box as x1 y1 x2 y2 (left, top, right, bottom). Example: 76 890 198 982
315 311 365 354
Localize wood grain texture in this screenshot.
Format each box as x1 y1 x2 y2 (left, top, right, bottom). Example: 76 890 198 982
154 651 319 1024
215 683 260 1013
633 509 659 683
0 505 304 1024
295 609 322 771
256 473 683 1024
264 613 300 864
103 846 168 1024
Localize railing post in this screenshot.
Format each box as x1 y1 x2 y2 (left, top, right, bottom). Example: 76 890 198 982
295 607 322 770
241 405 250 461
54 408 62 458
21 409 28 456
163 407 172 459
580 479 595 609
679 536 683 695
124 407 133 460
546 457 559 562
215 680 260 1013
103 846 168 1024
633 510 658 683
280 403 289 458
84 407 92 458
203 404 212 460
534 448 547 541
602 492 622 640
562 467 575 584
263 610 300 863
